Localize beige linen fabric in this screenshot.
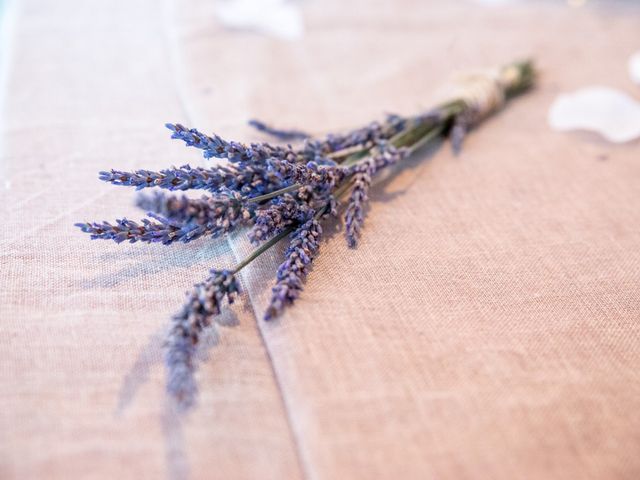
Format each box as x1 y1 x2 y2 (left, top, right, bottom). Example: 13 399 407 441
2 0 640 479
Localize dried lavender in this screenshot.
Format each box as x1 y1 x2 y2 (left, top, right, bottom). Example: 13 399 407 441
344 142 408 247
248 119 310 141
165 269 240 409
265 217 323 321
136 191 256 229
166 123 297 164
76 60 535 409
248 193 313 245
76 191 254 244
344 171 370 248
100 162 285 196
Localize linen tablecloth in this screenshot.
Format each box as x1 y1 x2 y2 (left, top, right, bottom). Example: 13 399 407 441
2 0 639 478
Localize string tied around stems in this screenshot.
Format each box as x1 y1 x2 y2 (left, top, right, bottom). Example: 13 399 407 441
449 69 507 122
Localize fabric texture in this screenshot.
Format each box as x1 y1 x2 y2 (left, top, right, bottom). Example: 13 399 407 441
1 1 640 479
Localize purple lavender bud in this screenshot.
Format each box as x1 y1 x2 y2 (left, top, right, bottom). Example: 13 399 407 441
136 191 255 228
75 217 182 244
264 217 322 321
248 119 309 141
267 158 343 191
344 171 371 248
248 194 312 245
165 123 298 164
99 169 164 190
100 163 285 196
343 142 408 247
76 192 254 245
165 269 240 410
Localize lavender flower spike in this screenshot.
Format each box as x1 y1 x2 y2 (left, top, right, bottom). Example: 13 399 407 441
75 191 254 244
136 191 256 227
344 170 371 248
100 163 285 196
75 217 181 244
343 142 408 247
248 119 310 141
166 123 297 164
165 270 240 410
264 217 322 320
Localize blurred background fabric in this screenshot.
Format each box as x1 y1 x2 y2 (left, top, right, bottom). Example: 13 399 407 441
1 0 640 479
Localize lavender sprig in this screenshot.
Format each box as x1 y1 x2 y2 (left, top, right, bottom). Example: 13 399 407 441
100 163 285 196
343 142 408 247
76 191 254 244
137 191 255 227
344 171 371 248
165 269 240 410
264 217 322 321
248 119 310 141
166 123 297 164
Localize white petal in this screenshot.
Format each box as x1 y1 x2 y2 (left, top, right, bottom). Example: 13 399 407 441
548 86 640 143
215 0 304 40
629 51 640 85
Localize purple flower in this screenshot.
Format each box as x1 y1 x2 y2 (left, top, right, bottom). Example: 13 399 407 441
75 217 181 244
165 269 240 410
264 217 322 321
76 191 253 244
99 163 285 196
344 171 371 248
248 119 310 141
343 142 408 247
267 159 343 191
248 193 313 245
136 191 255 227
166 123 297 164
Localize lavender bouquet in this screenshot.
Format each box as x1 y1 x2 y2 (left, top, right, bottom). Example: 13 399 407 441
77 60 535 409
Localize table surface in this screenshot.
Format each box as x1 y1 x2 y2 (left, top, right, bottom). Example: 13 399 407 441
1 1 640 479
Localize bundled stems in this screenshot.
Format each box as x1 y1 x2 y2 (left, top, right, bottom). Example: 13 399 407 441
227 102 459 273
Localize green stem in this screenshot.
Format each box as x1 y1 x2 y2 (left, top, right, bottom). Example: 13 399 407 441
405 123 446 155
232 226 294 274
